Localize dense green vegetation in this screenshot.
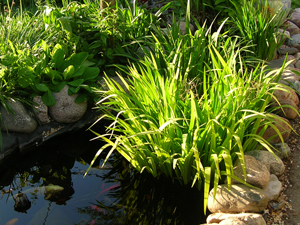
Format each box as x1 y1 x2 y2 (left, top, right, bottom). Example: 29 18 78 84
0 0 296 211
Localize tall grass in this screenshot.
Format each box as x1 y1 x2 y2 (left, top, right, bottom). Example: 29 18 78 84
0 7 58 49
87 23 286 212
229 0 286 60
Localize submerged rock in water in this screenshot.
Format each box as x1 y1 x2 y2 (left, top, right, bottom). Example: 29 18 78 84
13 192 31 213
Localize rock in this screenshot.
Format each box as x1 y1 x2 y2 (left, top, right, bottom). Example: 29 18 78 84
288 34 300 50
277 29 290 44
271 99 298 119
278 47 298 55
267 58 295 69
207 184 268 213
207 213 266 225
263 174 282 201
0 100 37 133
0 132 18 161
13 192 31 213
100 76 130 94
0 107 100 162
296 60 300 69
291 80 300 93
232 155 270 189
279 70 300 85
290 9 300 28
272 142 291 159
258 115 291 144
219 219 247 225
49 85 87 123
280 55 297 65
269 201 286 210
245 150 285 176
136 45 153 58
179 21 195 34
32 96 51 124
284 21 300 36
272 87 299 106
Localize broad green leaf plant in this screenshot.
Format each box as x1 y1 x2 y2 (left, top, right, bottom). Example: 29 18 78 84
23 41 100 106
0 41 100 106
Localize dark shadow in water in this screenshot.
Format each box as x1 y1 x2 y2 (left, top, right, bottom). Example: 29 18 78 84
75 155 207 225
0 122 207 225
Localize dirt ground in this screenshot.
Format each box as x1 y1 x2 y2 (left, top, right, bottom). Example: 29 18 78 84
265 115 300 225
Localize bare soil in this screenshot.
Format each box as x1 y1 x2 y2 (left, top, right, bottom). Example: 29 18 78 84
265 115 300 224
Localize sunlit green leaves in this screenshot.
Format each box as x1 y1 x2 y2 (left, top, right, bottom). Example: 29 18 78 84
50 44 65 69
63 65 75 80
89 20 289 214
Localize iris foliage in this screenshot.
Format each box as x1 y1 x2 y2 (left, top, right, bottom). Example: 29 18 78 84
88 19 287 212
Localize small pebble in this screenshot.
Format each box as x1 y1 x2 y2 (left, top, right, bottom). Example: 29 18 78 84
270 201 286 210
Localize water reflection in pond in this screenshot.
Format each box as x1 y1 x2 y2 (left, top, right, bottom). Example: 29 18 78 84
0 126 206 225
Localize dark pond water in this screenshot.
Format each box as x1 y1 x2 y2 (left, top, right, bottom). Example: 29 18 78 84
0 124 206 225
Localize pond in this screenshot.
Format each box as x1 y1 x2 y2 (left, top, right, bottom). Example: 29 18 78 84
0 123 207 225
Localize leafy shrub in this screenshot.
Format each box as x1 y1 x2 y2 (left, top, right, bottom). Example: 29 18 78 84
292 0 300 9
172 0 238 28
0 41 100 106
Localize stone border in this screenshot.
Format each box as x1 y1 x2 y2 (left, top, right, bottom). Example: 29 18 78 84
203 7 300 225
0 107 100 162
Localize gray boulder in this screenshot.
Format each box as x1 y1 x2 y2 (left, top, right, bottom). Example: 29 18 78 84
49 85 87 123
231 155 270 189
292 80 300 94
276 29 290 45
279 70 300 85
279 55 297 65
272 142 291 159
100 76 129 94
32 96 51 124
207 184 268 213
277 47 298 55
136 46 153 59
288 34 300 50
263 174 282 201
267 58 294 69
0 100 37 133
290 8 300 28
179 21 195 34
246 150 285 176
296 59 300 69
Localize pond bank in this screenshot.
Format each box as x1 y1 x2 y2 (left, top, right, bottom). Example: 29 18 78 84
0 107 100 162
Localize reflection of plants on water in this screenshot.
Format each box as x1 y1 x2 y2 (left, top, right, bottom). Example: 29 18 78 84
0 146 77 212
77 156 206 225
0 163 73 210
